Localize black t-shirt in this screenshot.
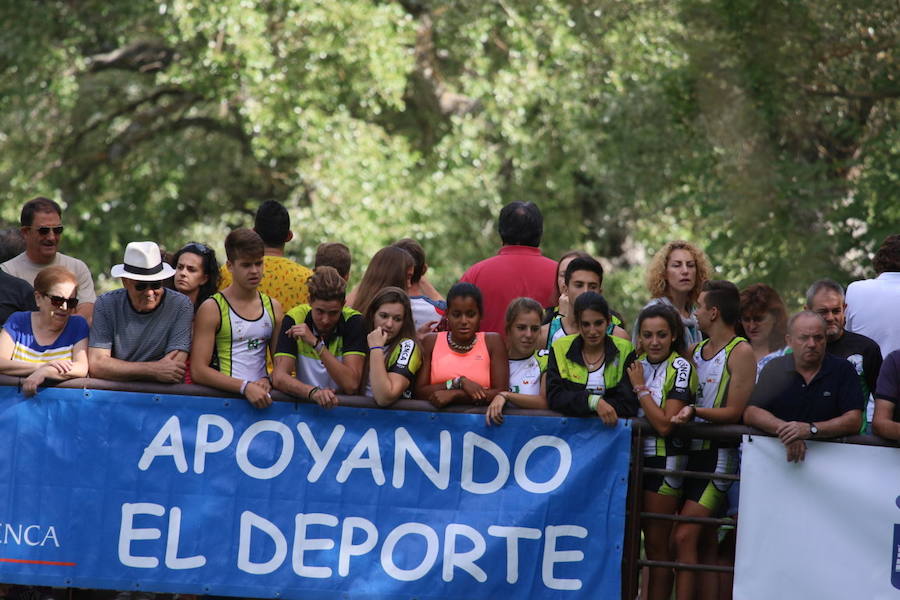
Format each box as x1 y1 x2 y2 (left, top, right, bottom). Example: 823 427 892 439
875 349 900 423
827 330 882 397
749 354 864 423
0 271 37 326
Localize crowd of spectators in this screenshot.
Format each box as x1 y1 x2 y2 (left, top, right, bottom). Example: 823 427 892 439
1 196 899 600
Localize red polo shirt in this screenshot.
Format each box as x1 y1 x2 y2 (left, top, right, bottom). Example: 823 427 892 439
460 245 557 334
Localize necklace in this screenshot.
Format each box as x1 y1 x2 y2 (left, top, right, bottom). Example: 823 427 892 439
448 332 476 353
582 350 605 370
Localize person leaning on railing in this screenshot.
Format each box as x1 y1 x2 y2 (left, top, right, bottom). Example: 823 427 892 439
0 265 88 396
669 280 755 600
545 291 638 425
485 297 549 426
363 286 421 407
744 311 864 462
626 303 697 600
272 266 366 408
415 282 508 408
871 348 900 441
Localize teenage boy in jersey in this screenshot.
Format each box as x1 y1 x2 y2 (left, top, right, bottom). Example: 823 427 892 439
272 266 366 408
669 280 755 600
540 256 628 349
744 311 863 462
191 228 283 409
217 200 313 311
805 279 881 431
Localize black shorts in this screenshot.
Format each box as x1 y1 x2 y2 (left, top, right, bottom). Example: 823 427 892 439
682 447 738 512
642 454 688 496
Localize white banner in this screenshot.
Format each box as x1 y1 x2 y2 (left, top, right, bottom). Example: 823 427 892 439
734 435 900 600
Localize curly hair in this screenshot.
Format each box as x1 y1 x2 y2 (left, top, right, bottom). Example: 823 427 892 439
645 240 712 306
873 234 900 275
740 283 788 352
308 266 347 303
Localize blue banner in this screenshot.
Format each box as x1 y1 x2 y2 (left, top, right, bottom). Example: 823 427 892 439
0 385 630 599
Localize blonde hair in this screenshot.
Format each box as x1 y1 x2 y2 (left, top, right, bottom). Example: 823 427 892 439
645 240 712 306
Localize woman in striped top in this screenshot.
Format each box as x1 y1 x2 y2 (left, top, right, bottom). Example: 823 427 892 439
0 266 89 396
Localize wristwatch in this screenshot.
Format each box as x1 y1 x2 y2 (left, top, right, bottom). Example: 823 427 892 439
809 423 818 437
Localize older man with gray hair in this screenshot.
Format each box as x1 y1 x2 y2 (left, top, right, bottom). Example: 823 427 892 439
88 241 194 383
805 278 882 431
744 311 864 462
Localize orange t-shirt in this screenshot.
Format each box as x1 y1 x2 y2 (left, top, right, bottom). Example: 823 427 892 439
430 332 491 388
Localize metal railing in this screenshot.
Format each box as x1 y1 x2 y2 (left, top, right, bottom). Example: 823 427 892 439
619 419 898 600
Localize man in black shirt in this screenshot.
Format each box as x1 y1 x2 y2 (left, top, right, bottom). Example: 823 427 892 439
0 270 37 326
806 279 882 431
744 311 863 462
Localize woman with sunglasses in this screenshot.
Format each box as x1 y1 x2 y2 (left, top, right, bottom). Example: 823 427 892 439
0 266 89 396
169 242 220 310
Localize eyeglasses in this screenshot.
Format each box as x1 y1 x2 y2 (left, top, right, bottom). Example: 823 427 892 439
43 293 79 309
182 242 212 256
31 226 64 236
134 281 164 291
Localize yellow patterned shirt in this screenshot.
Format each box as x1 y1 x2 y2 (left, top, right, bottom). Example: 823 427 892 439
219 255 312 312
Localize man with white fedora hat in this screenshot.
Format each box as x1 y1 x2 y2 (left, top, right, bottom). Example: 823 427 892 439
88 241 194 382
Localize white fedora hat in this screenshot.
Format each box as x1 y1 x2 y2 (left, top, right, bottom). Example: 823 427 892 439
110 241 176 281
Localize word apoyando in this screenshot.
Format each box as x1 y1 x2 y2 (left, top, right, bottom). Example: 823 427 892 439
138 414 574 495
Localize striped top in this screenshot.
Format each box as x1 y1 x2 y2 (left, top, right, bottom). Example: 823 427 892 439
2 311 89 364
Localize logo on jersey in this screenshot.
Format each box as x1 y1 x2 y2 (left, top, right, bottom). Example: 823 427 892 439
673 357 691 391
396 340 414 368
844 353 863 374
248 338 262 350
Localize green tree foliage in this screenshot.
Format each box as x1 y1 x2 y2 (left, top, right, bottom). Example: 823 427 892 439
1 0 896 320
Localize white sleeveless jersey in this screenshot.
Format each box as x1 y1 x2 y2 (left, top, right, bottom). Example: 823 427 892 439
693 341 727 419
213 293 274 382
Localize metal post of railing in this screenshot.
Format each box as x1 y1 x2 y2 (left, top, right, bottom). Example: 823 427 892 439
621 424 644 600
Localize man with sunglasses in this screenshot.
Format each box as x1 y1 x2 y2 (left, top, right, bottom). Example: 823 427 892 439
88 241 194 383
1 197 96 323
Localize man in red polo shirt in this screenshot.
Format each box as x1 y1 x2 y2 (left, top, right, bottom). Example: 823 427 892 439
460 202 557 334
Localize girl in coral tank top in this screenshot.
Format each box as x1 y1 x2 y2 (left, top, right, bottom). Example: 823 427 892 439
415 283 508 408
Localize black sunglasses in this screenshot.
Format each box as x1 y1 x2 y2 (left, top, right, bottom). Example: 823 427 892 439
43 293 79 309
32 226 64 236
183 242 212 256
134 281 164 291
